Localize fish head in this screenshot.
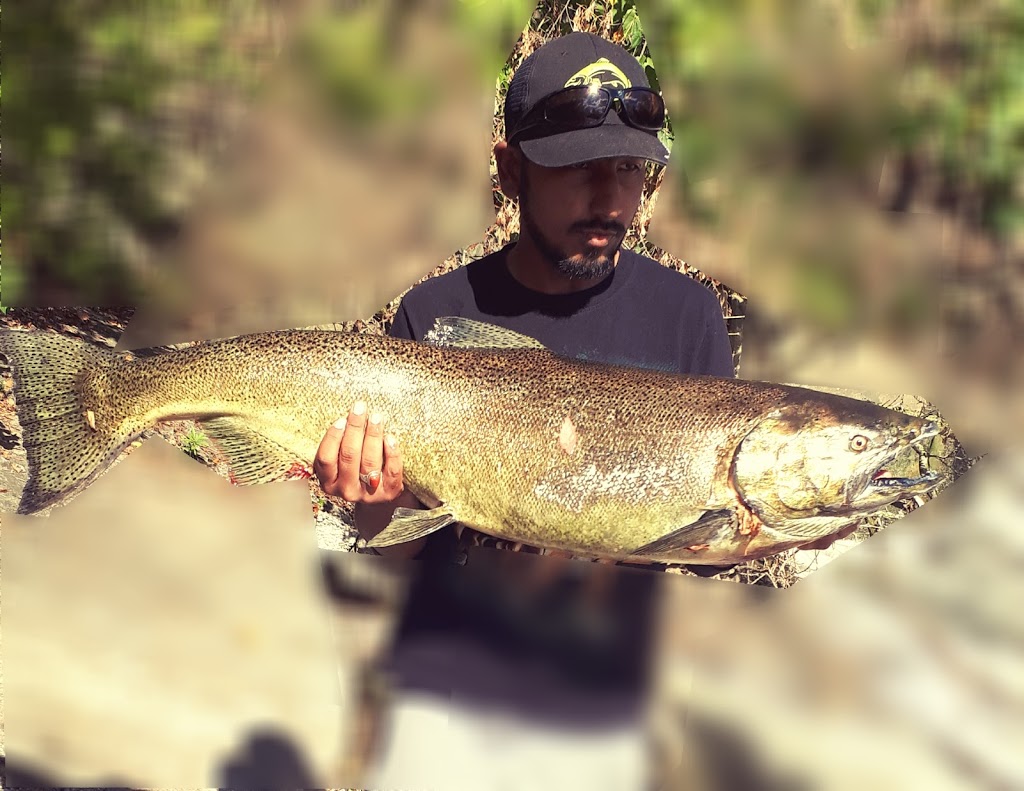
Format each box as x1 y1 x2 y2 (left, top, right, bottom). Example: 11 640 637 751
732 398 943 537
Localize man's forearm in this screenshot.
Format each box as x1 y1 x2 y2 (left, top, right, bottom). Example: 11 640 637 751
354 490 428 560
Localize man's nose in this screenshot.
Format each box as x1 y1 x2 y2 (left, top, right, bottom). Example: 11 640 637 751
588 165 623 216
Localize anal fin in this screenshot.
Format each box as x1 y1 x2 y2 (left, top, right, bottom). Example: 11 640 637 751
628 509 737 558
200 417 310 485
366 506 456 548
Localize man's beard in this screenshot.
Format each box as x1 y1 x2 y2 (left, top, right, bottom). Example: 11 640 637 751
518 172 626 281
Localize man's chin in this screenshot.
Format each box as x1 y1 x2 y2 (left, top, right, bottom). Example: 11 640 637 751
555 251 617 281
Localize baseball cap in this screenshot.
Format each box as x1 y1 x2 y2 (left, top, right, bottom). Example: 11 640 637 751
503 31 669 168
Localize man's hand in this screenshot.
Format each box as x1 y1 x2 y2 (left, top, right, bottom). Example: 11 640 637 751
315 400 404 504
314 401 426 559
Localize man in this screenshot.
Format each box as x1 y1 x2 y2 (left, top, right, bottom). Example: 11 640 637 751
315 31 734 789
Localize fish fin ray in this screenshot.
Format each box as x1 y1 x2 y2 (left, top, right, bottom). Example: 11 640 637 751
366 506 455 548
199 417 309 485
0 329 131 515
423 317 547 350
628 509 737 557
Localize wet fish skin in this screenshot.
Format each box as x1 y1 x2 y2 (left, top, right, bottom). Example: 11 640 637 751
0 320 943 565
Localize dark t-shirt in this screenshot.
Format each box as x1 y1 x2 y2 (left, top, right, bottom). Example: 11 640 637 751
383 245 735 698
391 246 734 378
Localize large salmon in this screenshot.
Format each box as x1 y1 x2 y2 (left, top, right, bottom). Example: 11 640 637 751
0 317 943 565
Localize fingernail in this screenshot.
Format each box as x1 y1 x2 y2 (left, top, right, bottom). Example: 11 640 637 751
353 401 366 415
370 412 383 425
385 434 397 449
333 417 347 430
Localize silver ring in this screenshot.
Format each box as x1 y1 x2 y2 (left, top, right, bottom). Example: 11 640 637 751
359 471 380 486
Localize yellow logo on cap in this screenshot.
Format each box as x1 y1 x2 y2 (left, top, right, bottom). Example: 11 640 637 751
564 58 631 89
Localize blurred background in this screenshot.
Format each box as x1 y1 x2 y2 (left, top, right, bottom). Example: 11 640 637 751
2 0 1022 788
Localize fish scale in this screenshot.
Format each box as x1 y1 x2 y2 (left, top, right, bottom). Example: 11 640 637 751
0 318 943 565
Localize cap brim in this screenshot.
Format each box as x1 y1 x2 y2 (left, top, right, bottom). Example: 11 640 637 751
519 124 669 168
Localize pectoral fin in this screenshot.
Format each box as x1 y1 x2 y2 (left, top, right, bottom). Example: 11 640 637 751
628 509 737 558
366 506 456 548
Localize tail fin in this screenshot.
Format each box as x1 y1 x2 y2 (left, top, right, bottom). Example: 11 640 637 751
0 329 134 515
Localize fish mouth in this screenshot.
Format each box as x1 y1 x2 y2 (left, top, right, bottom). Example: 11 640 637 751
868 471 940 488
858 420 942 499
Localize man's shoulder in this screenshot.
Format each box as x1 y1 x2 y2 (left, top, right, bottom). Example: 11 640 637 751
401 253 500 308
621 250 723 313
401 264 469 305
391 251 507 340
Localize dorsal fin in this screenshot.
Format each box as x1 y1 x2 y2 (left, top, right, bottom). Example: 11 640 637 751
423 317 548 350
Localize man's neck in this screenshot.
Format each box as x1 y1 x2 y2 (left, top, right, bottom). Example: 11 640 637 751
505 237 618 295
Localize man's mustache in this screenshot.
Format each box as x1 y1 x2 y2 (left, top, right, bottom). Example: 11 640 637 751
570 219 627 236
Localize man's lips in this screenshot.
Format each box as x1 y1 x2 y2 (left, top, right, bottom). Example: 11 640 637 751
575 226 624 245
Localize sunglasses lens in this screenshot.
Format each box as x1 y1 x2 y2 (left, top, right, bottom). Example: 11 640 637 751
622 90 665 130
543 86 610 127
512 87 665 141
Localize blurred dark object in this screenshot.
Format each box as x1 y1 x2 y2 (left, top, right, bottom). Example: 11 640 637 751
217 728 318 790
390 541 662 707
362 544 662 789
0 754 133 790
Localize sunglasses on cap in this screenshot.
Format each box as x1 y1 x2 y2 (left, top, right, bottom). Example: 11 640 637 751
509 85 666 142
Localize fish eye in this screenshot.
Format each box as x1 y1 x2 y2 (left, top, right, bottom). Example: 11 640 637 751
849 434 869 452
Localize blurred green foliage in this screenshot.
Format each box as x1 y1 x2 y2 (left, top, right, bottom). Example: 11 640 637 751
292 4 436 126
641 0 1024 236
181 427 209 460
453 0 539 87
2 0 268 307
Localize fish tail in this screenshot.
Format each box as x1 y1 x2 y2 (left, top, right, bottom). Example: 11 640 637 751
0 329 136 515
